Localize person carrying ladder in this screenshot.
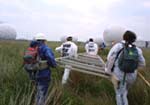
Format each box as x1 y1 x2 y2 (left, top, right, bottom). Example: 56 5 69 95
105 30 145 105
85 38 98 55
55 36 78 85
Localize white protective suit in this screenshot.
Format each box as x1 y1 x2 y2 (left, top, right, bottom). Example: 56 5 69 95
105 40 145 105
55 41 78 84
85 42 98 55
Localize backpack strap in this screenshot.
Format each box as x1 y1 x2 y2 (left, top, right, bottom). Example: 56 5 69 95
36 47 41 62
111 43 124 72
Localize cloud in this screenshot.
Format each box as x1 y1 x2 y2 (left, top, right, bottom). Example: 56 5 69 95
44 0 121 12
0 0 149 41
143 1 150 8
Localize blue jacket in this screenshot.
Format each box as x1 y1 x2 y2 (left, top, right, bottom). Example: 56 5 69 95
36 43 57 81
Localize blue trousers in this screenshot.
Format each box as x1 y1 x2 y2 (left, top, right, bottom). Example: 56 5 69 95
35 79 50 105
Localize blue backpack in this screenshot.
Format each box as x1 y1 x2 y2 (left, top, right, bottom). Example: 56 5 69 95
118 43 139 73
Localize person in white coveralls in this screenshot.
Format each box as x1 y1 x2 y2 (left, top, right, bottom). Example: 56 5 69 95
85 38 98 55
105 30 145 105
55 36 78 85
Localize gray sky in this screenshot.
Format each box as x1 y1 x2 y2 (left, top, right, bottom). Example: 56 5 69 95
0 0 150 41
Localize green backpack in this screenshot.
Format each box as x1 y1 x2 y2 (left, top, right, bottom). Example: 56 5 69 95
118 43 139 73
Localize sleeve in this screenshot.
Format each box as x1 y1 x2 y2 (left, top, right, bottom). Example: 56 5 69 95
105 44 121 74
94 43 98 55
73 43 78 57
85 44 88 53
55 44 63 53
45 47 57 67
137 48 146 68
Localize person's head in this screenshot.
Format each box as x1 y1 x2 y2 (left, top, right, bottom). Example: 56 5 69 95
89 38 94 42
66 36 72 41
30 41 38 48
34 33 47 44
123 30 137 44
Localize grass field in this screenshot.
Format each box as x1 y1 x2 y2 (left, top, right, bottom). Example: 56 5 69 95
0 40 150 105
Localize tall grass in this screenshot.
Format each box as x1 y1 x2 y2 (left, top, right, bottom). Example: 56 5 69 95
0 40 150 105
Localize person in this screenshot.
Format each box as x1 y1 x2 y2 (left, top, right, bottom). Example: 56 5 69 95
28 33 56 105
55 36 78 85
102 42 106 49
145 41 149 48
85 38 98 55
105 30 145 105
99 42 106 51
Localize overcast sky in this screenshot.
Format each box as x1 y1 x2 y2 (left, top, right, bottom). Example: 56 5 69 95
0 0 150 41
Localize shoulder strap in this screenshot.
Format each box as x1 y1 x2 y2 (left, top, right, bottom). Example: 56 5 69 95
116 42 125 60
36 47 41 61
111 43 124 72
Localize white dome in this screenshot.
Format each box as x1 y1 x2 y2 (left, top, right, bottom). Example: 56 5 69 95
72 36 78 42
94 37 104 45
60 35 67 42
0 24 17 40
103 26 126 46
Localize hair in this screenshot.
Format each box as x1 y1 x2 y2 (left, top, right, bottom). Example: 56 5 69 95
123 30 137 44
30 41 38 47
67 36 72 41
89 38 93 42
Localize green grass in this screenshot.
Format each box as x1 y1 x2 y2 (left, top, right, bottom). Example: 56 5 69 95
0 40 150 105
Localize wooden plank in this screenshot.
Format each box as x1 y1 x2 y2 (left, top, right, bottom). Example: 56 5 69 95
57 59 106 74
78 53 100 59
58 65 110 79
71 67 110 79
77 56 100 62
55 53 109 79
57 60 105 73
78 54 105 63
68 57 104 67
60 59 105 73
55 53 105 66
77 56 105 66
